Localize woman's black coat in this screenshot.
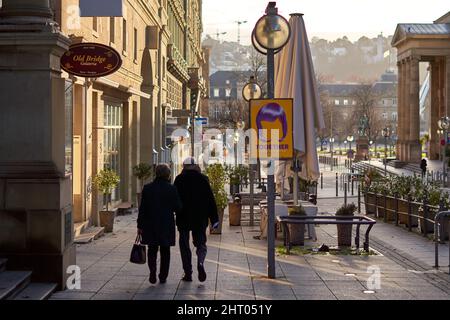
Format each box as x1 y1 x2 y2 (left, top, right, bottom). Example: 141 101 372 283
137 178 182 247
174 169 219 232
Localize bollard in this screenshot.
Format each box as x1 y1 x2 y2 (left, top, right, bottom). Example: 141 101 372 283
336 173 339 197
321 173 323 190
351 178 354 196
344 183 348 207
358 185 361 213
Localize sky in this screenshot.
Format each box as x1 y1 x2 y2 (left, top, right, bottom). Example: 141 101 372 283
203 0 450 44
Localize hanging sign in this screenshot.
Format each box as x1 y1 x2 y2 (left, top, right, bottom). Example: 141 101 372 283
250 99 294 160
61 43 122 78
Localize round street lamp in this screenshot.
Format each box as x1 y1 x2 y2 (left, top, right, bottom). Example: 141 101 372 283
253 9 291 51
242 76 262 102
438 117 450 187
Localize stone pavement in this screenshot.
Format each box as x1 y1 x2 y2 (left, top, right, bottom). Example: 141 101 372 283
50 202 450 300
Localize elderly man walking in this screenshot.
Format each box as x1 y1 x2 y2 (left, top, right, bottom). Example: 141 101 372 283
174 157 219 282
137 164 182 284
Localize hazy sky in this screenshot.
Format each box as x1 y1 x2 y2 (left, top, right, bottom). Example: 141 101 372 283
203 0 449 44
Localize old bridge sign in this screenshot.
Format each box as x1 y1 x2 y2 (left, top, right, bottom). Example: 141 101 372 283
61 43 122 78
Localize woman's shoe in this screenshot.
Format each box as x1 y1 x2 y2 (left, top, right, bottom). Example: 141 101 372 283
149 273 157 284
181 274 193 282
198 264 207 282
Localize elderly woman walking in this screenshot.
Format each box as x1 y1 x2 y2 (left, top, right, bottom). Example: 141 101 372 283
137 164 182 284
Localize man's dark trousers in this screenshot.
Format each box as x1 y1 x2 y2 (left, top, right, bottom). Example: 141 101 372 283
179 229 207 275
148 245 170 280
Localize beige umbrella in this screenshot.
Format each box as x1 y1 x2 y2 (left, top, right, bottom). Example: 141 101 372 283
275 14 325 193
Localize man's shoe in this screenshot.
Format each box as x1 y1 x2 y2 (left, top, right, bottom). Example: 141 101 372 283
159 278 167 284
181 274 193 282
198 264 207 283
149 273 157 284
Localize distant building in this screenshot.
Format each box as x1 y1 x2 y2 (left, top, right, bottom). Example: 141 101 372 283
321 71 398 134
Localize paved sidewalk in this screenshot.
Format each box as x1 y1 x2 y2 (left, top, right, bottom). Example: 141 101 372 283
51 208 449 300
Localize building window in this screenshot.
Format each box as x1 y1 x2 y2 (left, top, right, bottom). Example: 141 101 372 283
93 17 98 32
122 19 127 52
214 88 220 97
343 99 349 106
225 88 231 97
382 113 388 119
110 17 115 44
162 57 166 79
393 98 397 106
392 112 398 121
103 103 123 203
134 28 138 61
352 100 357 105
334 100 340 106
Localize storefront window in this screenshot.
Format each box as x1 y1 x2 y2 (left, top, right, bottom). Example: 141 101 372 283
65 80 73 176
103 103 123 202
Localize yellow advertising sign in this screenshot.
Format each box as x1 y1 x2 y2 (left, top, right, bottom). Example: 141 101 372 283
250 99 294 160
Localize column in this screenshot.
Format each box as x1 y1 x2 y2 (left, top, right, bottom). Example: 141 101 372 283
397 60 405 161
430 61 440 160
0 0 74 289
409 56 421 162
403 58 411 161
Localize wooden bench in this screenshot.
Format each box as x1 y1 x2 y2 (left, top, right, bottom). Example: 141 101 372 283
276 215 376 254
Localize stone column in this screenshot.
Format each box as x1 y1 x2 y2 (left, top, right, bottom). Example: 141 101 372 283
396 60 403 160
403 58 411 162
430 61 441 160
409 56 421 163
0 0 75 289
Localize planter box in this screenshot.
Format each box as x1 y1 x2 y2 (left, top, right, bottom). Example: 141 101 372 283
376 196 385 219
337 223 353 247
385 196 397 222
210 209 224 235
288 224 305 246
364 192 377 215
229 202 242 226
398 200 419 227
419 209 436 234
99 209 118 233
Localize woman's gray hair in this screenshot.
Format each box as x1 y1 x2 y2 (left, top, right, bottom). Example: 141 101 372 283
155 163 171 180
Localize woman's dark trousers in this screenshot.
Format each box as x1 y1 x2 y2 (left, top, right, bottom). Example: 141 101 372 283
148 245 171 281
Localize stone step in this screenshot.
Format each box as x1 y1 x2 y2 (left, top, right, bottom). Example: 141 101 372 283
74 227 105 244
0 258 7 272
12 283 58 300
0 271 32 300
74 221 89 238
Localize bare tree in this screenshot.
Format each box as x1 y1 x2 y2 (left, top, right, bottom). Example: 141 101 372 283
350 83 384 143
249 47 267 97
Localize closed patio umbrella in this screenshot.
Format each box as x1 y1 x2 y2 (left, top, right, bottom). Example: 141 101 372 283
275 13 325 198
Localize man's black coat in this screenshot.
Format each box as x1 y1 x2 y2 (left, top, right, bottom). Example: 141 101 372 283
137 178 182 247
174 169 219 231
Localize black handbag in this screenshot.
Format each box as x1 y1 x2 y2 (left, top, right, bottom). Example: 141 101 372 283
130 235 147 265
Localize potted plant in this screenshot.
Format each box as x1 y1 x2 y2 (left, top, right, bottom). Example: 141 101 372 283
93 169 120 233
336 203 357 247
133 163 154 205
205 164 228 235
229 195 242 226
287 206 307 246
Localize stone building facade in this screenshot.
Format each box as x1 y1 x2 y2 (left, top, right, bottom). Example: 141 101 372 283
392 12 450 163
0 0 208 288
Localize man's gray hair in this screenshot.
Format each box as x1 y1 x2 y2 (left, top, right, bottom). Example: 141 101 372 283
155 163 171 180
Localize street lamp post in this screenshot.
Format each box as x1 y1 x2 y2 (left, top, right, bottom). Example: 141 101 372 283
346 135 354 171
243 76 262 227
330 137 335 171
438 117 449 187
253 2 291 279
382 128 391 176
